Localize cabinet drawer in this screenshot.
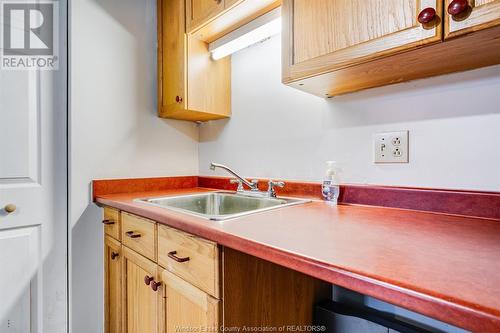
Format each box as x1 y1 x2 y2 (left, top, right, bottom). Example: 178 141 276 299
103 207 121 240
158 225 219 298
121 212 157 261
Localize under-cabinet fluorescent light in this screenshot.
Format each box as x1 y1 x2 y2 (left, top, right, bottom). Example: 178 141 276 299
209 7 281 60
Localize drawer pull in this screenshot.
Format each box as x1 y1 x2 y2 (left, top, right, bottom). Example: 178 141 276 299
102 219 115 225
150 281 162 291
168 251 190 263
4 204 16 213
125 231 141 238
144 275 154 286
111 252 119 260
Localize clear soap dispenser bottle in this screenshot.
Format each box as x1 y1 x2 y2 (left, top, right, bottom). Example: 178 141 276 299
322 161 340 204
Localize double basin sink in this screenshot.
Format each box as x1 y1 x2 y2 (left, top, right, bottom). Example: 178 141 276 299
135 191 310 221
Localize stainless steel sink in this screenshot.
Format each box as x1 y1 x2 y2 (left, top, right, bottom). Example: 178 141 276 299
134 192 310 221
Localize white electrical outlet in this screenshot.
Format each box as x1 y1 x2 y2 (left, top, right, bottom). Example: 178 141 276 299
374 130 409 163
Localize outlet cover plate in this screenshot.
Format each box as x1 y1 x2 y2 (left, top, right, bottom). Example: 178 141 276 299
374 130 409 163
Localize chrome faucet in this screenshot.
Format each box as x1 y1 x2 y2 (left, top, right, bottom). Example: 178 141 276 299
210 163 259 191
210 163 286 198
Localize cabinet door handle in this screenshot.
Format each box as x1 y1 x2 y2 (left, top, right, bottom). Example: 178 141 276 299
150 281 162 291
125 231 141 238
448 0 469 16
144 275 154 286
175 95 183 103
111 252 119 260
417 7 436 24
167 251 190 263
102 219 115 225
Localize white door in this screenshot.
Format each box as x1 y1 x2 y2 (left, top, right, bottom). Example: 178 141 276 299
0 2 67 332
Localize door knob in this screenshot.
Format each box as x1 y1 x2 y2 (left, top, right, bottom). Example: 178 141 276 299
4 204 16 214
448 0 469 16
418 7 437 24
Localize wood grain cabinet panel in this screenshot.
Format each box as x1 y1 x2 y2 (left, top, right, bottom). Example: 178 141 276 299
187 0 226 32
158 0 231 122
222 248 331 326
103 210 331 332
224 0 241 9
283 0 442 83
191 0 281 43
282 0 500 97
104 207 121 241
445 0 500 38
158 0 187 116
122 246 162 333
157 225 220 298
161 270 219 332
104 236 122 333
122 212 157 262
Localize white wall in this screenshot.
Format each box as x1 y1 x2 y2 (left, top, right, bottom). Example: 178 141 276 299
199 35 500 192
70 1 198 332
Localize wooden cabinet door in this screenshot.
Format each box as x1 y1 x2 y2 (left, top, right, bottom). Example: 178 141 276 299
282 0 443 83
105 236 122 333
445 0 500 38
158 0 187 117
122 246 161 333
161 270 219 332
187 0 226 32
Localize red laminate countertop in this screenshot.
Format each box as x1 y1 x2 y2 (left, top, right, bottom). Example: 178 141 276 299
95 187 500 332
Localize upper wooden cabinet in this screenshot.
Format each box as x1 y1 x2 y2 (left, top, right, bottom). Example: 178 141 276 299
189 0 281 42
283 0 442 83
187 0 226 32
158 0 280 121
158 0 231 121
445 0 500 38
283 0 500 97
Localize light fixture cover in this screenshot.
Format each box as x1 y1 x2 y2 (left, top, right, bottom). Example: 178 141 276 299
209 8 281 60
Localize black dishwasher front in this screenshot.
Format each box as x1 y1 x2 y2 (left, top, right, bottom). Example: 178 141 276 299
314 300 443 333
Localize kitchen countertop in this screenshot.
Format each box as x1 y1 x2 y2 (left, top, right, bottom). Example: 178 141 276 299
95 187 500 332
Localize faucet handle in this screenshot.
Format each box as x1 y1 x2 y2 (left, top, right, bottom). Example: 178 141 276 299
230 178 244 192
250 179 260 191
268 180 285 197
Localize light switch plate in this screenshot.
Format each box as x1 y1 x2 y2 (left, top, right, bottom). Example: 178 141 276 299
374 130 409 163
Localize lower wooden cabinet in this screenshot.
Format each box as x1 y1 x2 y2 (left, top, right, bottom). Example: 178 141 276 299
161 270 219 331
104 236 122 333
103 208 331 332
122 246 162 333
